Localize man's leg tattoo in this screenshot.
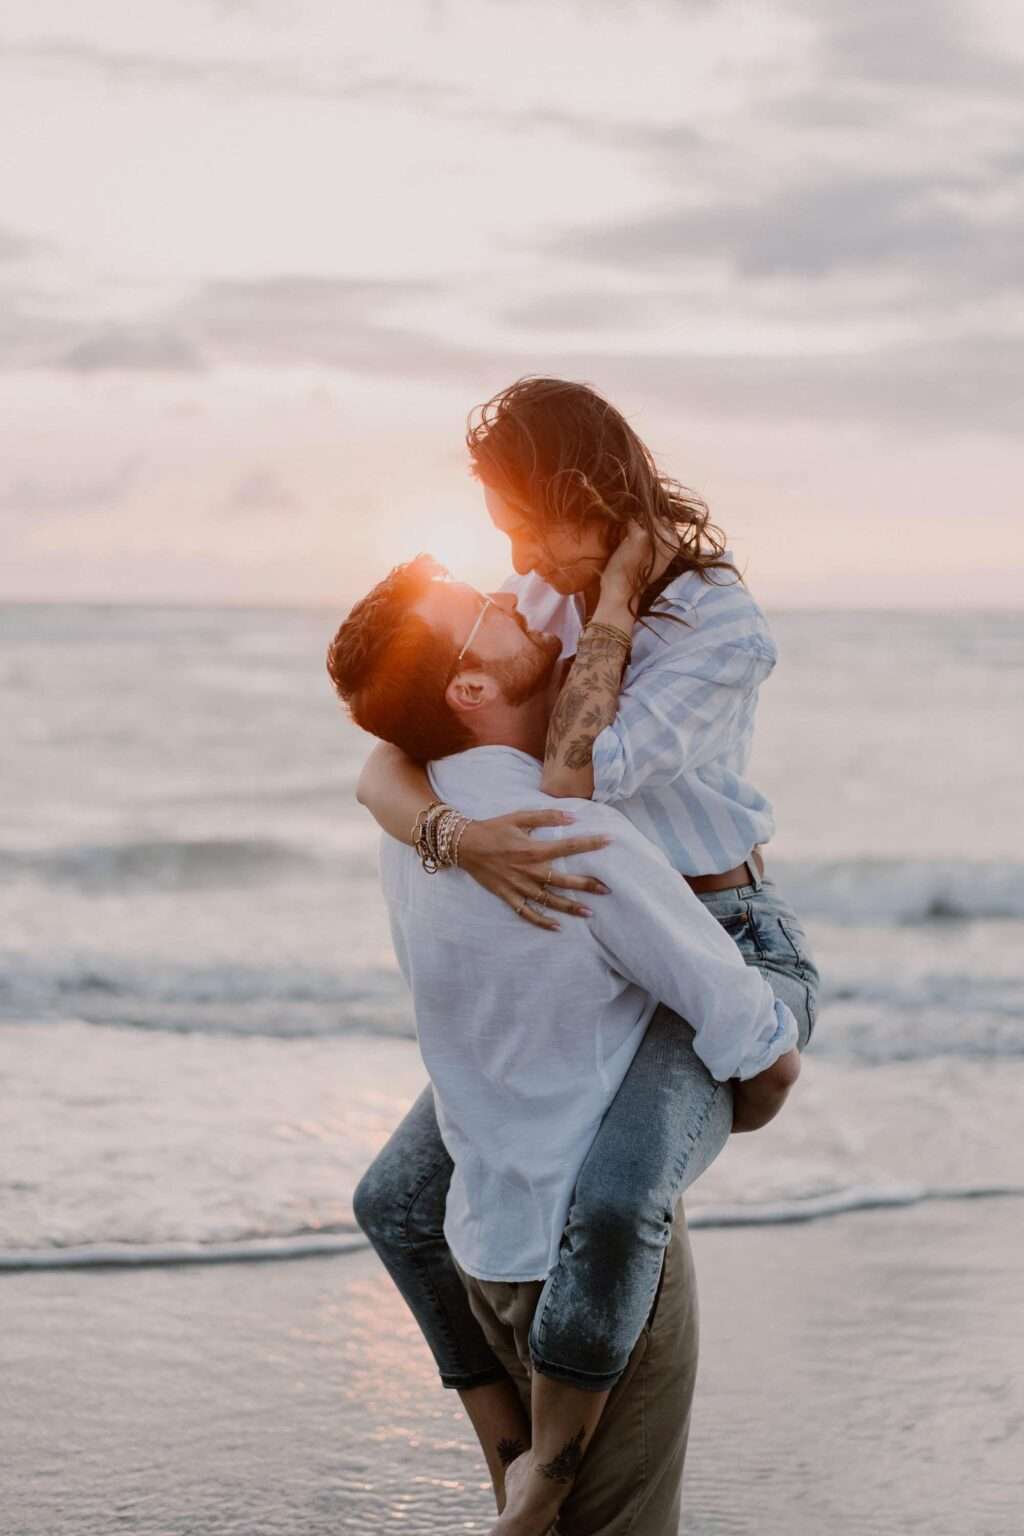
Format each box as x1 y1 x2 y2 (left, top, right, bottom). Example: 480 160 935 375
497 1437 527 1468
538 1425 587 1483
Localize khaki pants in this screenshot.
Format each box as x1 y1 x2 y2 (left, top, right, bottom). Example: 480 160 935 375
458 1212 700 1535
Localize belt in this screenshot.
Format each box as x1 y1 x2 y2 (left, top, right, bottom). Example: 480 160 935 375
684 846 764 896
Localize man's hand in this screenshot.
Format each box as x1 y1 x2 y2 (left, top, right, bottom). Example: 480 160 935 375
731 1048 801 1134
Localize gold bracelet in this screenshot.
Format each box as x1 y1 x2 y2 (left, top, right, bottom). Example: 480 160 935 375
451 816 473 869
414 801 449 873
582 620 633 656
411 801 442 845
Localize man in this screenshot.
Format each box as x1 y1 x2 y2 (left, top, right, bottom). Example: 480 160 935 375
328 557 799 1535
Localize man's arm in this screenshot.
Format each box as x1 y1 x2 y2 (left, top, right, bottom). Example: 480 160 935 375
575 816 798 1083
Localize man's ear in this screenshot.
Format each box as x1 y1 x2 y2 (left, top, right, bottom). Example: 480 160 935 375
446 670 500 715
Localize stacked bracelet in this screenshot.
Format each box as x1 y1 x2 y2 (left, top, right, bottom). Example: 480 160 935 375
411 801 474 874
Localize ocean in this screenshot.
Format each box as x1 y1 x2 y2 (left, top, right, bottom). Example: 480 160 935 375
3 603 1023 1271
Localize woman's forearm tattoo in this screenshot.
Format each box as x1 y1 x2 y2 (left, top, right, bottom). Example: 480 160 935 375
544 630 629 776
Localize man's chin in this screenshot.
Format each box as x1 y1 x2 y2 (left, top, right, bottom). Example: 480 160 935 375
531 630 564 662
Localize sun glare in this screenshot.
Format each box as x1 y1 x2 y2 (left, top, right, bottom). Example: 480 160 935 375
415 505 509 588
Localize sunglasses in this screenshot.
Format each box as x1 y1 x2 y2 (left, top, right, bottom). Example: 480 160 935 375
453 593 494 671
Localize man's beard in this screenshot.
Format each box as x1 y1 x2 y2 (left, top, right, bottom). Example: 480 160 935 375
488 632 562 705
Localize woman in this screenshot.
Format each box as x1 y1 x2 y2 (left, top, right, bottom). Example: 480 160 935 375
354 377 820 1530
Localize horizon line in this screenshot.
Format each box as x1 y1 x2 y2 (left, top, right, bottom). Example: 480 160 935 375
2 596 1022 617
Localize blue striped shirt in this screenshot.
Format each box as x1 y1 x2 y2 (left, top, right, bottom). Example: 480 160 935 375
504 555 777 877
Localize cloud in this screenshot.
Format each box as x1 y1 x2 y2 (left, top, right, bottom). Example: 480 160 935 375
809 0 1024 97
0 224 46 263
9 262 1021 435
547 331 1024 433
549 169 1023 296
220 467 301 516
3 274 458 377
60 325 206 372
499 289 664 332
477 104 705 156
0 458 142 516
179 274 465 375
0 298 83 369
3 38 462 106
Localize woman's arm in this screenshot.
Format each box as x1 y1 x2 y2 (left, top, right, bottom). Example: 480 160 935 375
541 590 634 798
355 740 613 930
542 525 675 799
356 740 432 845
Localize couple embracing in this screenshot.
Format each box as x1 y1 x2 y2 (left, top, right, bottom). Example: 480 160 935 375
327 377 820 1534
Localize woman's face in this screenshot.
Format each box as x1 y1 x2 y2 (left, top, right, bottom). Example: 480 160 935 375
483 485 611 596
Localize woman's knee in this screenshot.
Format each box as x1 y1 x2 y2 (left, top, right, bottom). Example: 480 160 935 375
353 1138 451 1251
352 1156 397 1244
572 1183 672 1256
353 1140 421 1247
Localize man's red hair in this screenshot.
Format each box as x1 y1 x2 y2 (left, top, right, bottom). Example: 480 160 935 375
326 556 475 763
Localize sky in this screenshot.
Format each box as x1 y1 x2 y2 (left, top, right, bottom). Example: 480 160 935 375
2 0 1022 609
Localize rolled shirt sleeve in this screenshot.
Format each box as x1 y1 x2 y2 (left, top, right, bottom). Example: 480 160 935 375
592 637 776 805
570 815 798 1082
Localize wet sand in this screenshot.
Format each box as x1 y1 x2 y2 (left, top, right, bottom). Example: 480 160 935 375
4 1200 1022 1535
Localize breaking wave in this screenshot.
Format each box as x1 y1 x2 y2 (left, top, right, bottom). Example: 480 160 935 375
2 837 322 891
5 1185 1021 1271
776 857 1024 925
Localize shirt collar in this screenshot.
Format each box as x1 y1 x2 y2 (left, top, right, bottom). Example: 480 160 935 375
428 745 544 817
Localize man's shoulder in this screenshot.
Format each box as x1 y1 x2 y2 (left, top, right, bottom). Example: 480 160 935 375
428 747 630 838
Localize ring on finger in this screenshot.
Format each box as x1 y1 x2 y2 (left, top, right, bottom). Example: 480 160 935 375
514 895 531 918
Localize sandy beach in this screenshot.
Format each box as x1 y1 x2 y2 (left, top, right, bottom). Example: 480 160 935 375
5 1199 1022 1535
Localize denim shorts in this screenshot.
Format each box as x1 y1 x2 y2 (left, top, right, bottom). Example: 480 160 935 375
697 873 819 1049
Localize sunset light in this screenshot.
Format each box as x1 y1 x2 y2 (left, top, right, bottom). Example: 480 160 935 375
6 6 1022 1536
412 501 509 589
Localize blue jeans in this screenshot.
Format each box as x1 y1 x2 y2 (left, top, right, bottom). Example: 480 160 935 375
353 873 819 1392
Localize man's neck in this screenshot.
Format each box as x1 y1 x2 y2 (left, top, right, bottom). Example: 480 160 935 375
470 666 563 762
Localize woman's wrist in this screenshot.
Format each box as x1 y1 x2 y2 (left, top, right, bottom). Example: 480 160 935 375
412 801 473 873
591 589 637 634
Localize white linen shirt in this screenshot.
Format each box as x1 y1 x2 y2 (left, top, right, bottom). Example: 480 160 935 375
380 747 796 1283
503 557 777 876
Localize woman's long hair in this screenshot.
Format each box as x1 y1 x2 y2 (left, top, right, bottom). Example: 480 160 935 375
466 376 736 617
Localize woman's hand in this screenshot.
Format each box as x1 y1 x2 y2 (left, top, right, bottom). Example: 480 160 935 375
600 522 677 605
458 810 612 932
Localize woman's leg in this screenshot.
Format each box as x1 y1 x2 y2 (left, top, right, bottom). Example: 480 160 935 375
704 876 819 1052
528 876 819 1389
353 1084 509 1391
528 1004 727 1389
